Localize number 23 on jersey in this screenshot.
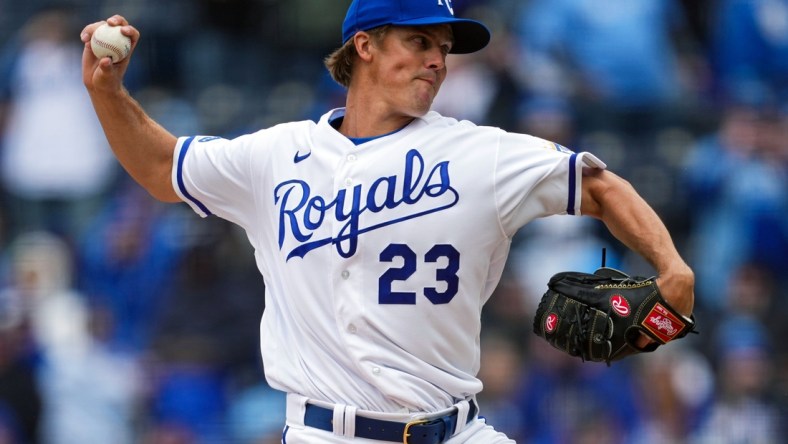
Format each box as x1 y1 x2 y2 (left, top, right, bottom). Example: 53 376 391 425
378 243 459 305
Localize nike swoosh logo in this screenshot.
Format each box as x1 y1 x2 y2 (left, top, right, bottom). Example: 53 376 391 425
294 150 312 163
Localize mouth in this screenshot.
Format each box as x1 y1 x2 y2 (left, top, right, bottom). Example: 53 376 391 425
417 76 436 87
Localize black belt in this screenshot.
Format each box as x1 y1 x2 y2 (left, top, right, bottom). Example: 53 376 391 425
303 400 478 444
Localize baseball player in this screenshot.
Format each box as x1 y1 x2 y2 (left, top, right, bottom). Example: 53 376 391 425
81 0 695 442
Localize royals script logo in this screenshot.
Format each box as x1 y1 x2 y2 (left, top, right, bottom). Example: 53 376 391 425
274 149 459 260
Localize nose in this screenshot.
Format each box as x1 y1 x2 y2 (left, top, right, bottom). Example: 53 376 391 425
425 47 446 71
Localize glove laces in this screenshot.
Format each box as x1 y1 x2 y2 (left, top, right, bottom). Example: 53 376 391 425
565 303 613 365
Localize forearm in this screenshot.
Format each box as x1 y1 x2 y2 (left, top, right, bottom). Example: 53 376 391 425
89 87 179 202
582 169 694 315
600 181 684 272
82 16 179 203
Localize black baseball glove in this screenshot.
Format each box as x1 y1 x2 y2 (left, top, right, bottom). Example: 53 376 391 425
532 267 697 364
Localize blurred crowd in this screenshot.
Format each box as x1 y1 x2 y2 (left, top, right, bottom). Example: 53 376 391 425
0 0 785 443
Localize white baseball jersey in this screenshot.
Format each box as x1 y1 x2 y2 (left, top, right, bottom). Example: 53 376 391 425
172 108 605 413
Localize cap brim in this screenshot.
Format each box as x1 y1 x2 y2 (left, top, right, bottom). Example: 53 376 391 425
392 17 490 54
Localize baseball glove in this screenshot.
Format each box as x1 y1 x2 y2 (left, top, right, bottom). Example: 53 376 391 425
532 267 696 364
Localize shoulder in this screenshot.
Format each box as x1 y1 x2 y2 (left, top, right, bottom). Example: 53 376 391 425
219 119 318 149
420 110 475 128
498 132 576 154
418 111 504 136
258 119 318 135
191 122 305 153
419 111 576 153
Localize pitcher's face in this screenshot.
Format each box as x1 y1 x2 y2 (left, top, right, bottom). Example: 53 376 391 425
368 25 453 117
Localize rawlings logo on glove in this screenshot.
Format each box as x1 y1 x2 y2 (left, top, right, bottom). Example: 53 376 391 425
532 267 697 364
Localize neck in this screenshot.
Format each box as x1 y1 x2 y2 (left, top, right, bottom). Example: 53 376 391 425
338 89 417 139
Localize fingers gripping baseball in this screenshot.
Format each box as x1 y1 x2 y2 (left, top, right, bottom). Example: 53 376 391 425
81 15 139 92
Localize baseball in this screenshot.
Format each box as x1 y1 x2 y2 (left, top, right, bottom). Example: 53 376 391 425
90 23 131 63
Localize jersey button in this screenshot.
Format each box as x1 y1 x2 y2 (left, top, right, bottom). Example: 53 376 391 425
347 154 357 162
341 270 350 279
372 367 381 375
348 324 357 333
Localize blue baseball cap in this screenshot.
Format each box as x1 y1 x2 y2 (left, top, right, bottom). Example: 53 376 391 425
342 0 491 54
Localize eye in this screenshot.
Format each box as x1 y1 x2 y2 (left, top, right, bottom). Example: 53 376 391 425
412 36 427 47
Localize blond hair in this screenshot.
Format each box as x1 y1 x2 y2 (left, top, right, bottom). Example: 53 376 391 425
324 26 390 88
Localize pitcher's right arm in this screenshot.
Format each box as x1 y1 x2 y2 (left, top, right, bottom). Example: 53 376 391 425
81 15 179 202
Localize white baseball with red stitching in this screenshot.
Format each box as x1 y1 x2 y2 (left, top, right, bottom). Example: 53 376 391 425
90 23 131 63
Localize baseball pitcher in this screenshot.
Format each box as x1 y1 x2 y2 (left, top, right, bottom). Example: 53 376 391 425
81 0 695 442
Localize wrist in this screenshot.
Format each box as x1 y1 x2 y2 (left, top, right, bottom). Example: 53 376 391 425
660 262 694 285
655 264 695 316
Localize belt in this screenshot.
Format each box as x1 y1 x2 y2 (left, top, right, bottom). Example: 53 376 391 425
303 400 478 444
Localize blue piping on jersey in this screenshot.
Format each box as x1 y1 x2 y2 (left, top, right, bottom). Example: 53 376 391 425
177 136 213 216
347 125 405 145
330 113 408 145
567 153 577 215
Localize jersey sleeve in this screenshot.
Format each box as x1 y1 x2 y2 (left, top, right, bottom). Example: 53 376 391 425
172 134 261 230
494 132 605 237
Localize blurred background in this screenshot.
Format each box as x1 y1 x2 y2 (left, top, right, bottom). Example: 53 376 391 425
0 0 785 443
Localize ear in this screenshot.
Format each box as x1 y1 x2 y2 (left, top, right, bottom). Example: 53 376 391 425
353 31 374 62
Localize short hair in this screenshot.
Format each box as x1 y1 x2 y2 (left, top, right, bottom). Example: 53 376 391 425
324 25 390 88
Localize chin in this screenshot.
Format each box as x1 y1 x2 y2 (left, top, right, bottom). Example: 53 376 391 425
410 88 438 116
411 99 435 117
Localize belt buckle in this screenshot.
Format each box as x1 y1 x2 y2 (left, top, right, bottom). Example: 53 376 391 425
403 418 429 443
